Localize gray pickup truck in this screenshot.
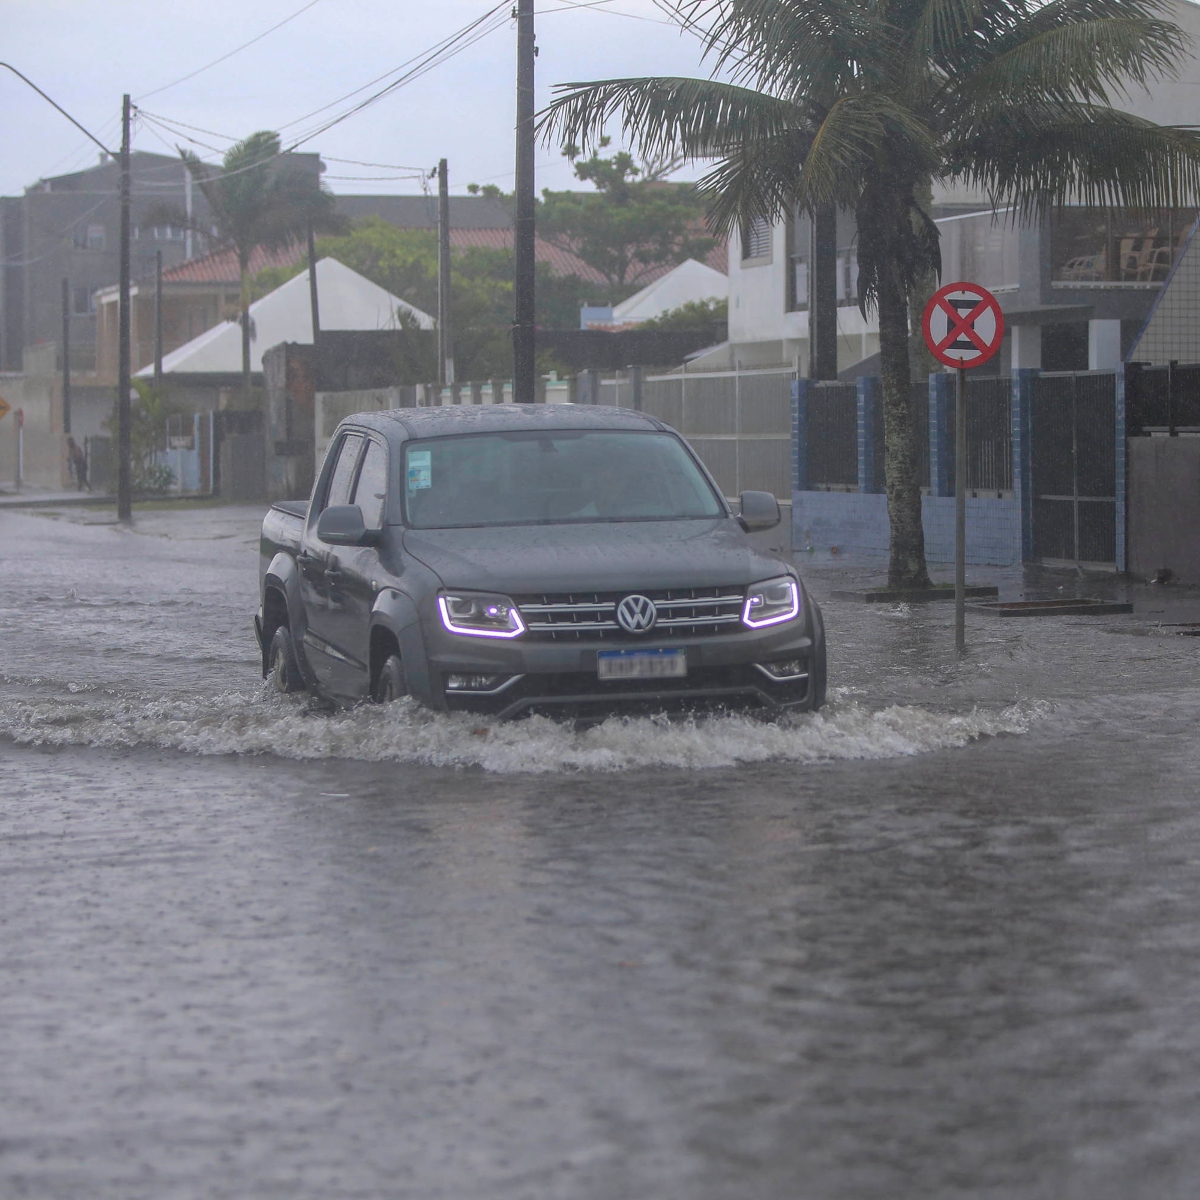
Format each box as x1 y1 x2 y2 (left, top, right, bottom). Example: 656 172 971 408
256 403 826 720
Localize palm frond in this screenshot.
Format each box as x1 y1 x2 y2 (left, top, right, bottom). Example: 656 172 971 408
540 76 810 164
682 0 877 99
949 13 1188 117
909 0 986 63
797 93 939 210
690 131 815 237
953 105 1200 216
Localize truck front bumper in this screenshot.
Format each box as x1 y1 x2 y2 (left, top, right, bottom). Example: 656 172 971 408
419 619 820 720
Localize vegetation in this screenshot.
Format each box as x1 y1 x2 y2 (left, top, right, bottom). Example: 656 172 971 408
105 380 178 494
471 141 715 300
158 132 346 401
638 297 727 333
252 217 595 380
542 0 1200 588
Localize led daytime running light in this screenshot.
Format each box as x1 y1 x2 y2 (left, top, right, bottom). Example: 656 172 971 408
438 594 527 639
742 578 800 628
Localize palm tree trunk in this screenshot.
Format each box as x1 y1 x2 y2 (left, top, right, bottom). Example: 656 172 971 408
878 274 931 590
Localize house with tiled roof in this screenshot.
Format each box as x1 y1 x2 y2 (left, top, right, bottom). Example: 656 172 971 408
94 245 305 383
96 193 730 383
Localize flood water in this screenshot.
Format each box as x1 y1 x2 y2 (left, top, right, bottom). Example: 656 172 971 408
1 504 1199 1198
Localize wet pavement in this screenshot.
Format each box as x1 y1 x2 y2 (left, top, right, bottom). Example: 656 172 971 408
2 504 1199 1198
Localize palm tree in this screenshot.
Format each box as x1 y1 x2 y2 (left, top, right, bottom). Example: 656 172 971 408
177 132 346 401
541 0 1200 588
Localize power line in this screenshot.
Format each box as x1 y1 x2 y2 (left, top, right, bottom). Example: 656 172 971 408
136 2 513 184
323 173 431 182
323 156 429 171
275 3 508 135
539 0 675 23
136 0 325 101
285 5 511 148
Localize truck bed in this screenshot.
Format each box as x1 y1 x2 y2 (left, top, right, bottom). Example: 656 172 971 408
261 500 308 564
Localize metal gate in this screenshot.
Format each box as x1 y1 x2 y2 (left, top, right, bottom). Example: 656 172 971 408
1031 371 1117 564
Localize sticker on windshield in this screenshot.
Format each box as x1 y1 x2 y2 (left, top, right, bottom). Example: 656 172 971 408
407 449 432 491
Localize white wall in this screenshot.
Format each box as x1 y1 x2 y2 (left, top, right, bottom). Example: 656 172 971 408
727 222 881 372
728 221 790 347
0 345 66 490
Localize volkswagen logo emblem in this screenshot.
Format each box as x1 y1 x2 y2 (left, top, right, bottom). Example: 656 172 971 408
616 594 658 635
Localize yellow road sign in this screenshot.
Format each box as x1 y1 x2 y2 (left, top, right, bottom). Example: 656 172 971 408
0 394 10 421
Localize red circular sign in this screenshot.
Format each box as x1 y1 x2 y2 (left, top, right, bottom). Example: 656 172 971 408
922 282 1005 370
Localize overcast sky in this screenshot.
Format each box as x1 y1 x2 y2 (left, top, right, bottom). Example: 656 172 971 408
1 0 720 199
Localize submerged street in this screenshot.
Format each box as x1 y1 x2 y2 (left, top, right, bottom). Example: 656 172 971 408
2 504 1200 1199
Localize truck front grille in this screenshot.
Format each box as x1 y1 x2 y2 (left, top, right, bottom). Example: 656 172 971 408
514 587 745 642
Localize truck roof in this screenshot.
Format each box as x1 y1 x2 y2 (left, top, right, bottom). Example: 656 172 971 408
351 403 666 440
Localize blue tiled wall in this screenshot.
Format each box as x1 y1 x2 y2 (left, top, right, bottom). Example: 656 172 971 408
792 491 1022 566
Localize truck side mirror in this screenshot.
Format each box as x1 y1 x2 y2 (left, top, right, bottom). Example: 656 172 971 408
316 504 381 547
738 490 781 532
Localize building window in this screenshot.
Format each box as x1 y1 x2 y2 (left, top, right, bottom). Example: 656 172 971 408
72 287 95 315
839 249 859 304
741 216 773 262
86 224 106 252
1050 207 1197 285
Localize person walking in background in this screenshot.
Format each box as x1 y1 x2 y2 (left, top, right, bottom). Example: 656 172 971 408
66 436 90 492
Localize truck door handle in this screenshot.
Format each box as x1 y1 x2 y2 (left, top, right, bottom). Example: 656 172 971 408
324 568 344 585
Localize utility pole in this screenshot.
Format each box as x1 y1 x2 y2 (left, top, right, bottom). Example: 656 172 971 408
154 249 163 388
61 277 71 434
512 0 536 402
307 223 321 343
117 93 132 522
437 158 455 386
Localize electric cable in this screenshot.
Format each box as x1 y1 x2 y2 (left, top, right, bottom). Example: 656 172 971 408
136 0 325 101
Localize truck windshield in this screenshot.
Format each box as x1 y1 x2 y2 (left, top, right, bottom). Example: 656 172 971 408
403 430 725 528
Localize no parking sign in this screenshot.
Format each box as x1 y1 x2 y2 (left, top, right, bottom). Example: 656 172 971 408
922 282 1005 371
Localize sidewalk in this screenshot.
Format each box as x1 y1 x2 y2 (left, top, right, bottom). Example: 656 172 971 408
797 548 1200 623
0 488 217 509
0 487 114 508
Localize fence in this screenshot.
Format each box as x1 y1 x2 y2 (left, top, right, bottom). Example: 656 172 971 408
213 409 264 500
945 375 1013 494
631 368 794 498
1126 362 1200 433
397 367 796 501
807 383 859 489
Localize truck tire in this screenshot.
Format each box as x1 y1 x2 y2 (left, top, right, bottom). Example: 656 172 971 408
374 654 408 703
269 627 304 694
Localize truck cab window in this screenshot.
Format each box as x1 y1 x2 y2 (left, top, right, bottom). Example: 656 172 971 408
324 434 364 511
352 439 388 529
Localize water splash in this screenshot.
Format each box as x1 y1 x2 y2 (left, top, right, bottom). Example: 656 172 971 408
0 685 1044 775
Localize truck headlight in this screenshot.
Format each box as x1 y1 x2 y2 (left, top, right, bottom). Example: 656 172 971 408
438 592 526 639
742 576 800 628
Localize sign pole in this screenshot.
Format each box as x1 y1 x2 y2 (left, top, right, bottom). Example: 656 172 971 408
955 366 967 654
922 280 1005 658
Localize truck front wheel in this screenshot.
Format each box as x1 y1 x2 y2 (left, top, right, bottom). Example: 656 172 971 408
374 654 408 703
269 627 304 694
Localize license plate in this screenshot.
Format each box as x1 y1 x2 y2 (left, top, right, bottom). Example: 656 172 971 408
597 649 688 681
